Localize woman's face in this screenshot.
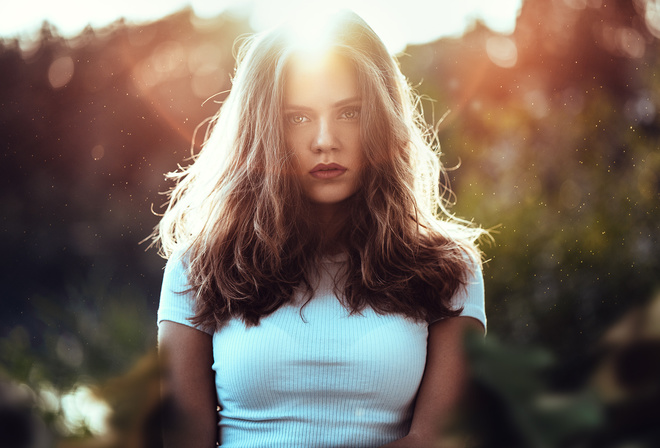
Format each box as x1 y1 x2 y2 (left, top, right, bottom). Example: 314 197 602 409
284 52 364 210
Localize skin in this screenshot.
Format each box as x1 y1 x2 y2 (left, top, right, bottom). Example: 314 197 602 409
381 317 484 447
284 51 365 232
158 322 216 448
159 49 483 447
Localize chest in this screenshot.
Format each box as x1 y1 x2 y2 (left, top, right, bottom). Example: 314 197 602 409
211 291 429 411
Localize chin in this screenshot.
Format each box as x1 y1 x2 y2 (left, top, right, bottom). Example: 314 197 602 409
310 193 359 207
310 199 348 207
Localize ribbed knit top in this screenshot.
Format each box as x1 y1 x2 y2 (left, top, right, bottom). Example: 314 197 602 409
157 252 486 447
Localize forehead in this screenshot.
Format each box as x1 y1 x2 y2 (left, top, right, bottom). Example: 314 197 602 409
283 52 358 105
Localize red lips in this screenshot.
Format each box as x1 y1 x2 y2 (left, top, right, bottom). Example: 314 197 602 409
309 163 347 179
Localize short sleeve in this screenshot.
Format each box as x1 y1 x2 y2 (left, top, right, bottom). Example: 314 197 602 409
452 260 487 332
157 251 213 334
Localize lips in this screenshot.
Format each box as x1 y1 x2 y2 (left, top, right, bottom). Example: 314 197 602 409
309 163 347 179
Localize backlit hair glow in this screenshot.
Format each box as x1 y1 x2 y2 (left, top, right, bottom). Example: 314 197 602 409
152 10 486 330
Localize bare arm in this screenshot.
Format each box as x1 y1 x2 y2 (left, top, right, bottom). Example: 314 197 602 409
159 320 217 448
381 316 484 448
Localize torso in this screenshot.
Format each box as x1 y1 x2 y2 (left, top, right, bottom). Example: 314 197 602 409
211 256 429 447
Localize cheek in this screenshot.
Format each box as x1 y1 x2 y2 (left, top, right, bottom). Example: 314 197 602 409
286 129 310 155
347 127 362 156
352 141 366 168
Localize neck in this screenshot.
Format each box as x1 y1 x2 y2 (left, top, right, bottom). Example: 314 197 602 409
310 202 349 255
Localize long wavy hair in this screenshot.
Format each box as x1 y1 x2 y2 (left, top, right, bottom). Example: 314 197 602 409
152 10 486 330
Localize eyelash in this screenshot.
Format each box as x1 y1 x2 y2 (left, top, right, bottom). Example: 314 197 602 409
341 107 360 120
288 114 309 124
286 107 361 125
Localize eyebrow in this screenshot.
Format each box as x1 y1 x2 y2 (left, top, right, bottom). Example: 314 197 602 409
284 96 361 111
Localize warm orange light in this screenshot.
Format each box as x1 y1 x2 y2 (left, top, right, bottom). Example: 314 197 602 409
280 4 344 55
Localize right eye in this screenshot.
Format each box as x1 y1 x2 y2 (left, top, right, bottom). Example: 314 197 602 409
288 114 309 124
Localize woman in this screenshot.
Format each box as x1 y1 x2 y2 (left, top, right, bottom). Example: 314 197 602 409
155 9 487 448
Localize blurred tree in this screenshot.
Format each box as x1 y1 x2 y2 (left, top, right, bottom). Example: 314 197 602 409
399 0 660 377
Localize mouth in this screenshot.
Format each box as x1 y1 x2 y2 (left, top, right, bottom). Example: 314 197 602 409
309 163 347 179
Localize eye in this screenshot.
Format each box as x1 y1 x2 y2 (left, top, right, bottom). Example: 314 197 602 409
341 107 360 120
288 114 309 124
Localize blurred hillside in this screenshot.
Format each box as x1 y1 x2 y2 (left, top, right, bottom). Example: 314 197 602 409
0 0 659 444
398 0 660 379
0 9 251 390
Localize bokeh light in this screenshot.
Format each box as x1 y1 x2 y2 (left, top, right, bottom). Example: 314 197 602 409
47 56 75 89
486 36 518 68
1 0 524 54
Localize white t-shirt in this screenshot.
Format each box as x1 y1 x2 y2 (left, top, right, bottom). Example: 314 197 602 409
158 252 486 447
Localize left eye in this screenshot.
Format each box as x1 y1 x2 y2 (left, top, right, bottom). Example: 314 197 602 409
342 108 359 119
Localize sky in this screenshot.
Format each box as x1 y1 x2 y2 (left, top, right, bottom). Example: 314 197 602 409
0 0 523 53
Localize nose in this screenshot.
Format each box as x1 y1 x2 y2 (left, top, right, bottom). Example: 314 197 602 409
313 118 339 152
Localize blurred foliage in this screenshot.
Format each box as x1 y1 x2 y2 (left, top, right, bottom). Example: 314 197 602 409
399 0 660 373
458 291 660 448
0 0 658 446
461 333 603 448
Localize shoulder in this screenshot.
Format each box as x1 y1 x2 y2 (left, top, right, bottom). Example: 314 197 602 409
451 249 487 332
158 249 214 335
160 248 192 293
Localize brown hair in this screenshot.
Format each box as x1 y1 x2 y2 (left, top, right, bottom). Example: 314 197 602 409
151 10 486 330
